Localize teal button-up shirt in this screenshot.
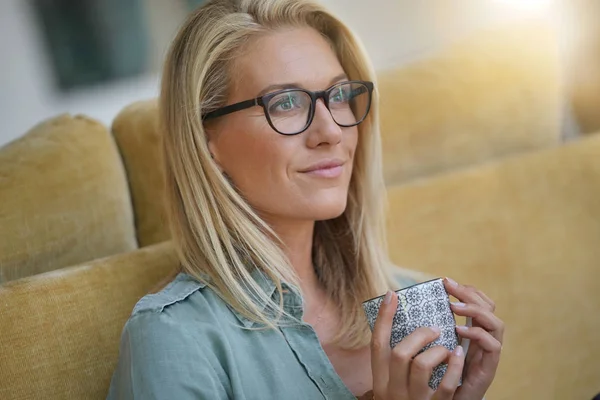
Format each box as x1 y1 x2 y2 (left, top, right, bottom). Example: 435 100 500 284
107 270 417 400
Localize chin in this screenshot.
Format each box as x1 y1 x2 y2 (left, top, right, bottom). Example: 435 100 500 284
308 195 348 221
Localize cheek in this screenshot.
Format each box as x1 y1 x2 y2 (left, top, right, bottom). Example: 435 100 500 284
213 118 297 206
349 128 359 155
345 127 359 168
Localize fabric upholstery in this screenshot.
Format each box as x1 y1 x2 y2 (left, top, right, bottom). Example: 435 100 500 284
0 241 178 400
0 114 137 283
378 20 564 184
112 100 169 247
385 134 600 400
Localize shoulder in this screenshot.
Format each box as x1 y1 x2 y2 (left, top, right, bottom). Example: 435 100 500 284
120 271 238 352
109 274 233 399
131 272 207 316
125 272 236 339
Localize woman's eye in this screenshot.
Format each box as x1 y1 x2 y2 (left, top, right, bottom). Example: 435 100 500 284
279 101 293 110
331 87 350 103
269 93 302 113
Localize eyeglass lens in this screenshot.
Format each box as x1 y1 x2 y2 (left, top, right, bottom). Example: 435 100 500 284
265 82 370 135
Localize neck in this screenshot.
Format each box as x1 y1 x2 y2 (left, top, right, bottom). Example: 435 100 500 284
265 217 322 297
265 217 334 331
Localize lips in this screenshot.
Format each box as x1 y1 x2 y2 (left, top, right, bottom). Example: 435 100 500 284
299 159 345 178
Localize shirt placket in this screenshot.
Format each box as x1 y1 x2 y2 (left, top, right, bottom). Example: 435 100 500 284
278 286 356 400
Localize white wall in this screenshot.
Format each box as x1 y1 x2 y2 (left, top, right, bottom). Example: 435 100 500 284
319 0 550 68
0 0 559 147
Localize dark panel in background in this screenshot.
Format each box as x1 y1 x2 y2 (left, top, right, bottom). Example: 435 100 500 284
30 0 150 92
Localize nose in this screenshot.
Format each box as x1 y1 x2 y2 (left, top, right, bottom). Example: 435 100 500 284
305 99 342 148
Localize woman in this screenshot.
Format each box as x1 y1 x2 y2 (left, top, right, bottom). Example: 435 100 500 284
107 0 504 399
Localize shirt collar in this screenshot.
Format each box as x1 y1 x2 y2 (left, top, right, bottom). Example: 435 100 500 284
195 268 300 328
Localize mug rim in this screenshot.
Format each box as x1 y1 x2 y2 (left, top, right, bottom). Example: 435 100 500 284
361 277 444 304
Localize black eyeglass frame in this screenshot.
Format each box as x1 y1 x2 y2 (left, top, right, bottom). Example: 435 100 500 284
201 80 374 135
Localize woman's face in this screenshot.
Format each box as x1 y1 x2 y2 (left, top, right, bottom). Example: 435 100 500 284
207 27 359 225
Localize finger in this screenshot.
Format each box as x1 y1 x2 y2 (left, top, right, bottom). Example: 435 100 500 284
434 345 465 400
463 285 494 311
456 326 501 353
389 327 441 396
444 278 488 310
371 291 397 394
473 288 496 312
456 325 502 372
408 345 450 399
450 303 504 342
462 285 496 313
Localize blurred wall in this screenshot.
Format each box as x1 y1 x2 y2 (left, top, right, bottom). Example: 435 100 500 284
0 0 561 147
319 0 558 69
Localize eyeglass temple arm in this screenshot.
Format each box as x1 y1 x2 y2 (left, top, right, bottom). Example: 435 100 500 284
202 98 259 121
351 85 369 97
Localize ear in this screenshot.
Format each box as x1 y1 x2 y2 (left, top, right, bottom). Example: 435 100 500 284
206 137 224 172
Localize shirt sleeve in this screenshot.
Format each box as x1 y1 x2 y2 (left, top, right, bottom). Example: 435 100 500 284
107 311 230 400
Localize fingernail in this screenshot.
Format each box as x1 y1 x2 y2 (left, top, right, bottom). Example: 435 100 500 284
456 325 468 332
430 326 441 334
383 291 393 305
451 302 466 308
454 345 464 357
445 277 458 287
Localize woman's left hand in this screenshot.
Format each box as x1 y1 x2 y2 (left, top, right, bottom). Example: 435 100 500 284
443 278 504 400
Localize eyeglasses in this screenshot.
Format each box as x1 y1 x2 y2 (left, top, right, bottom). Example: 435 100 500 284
202 80 374 135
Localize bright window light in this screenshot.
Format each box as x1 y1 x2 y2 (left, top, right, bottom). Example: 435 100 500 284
491 0 555 13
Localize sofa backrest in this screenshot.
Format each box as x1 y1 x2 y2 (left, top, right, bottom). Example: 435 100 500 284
2 129 599 399
0 114 138 283
112 100 168 247
0 241 177 400
378 20 564 183
385 134 600 399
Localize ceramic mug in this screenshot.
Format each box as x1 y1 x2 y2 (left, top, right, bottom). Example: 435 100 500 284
362 278 461 390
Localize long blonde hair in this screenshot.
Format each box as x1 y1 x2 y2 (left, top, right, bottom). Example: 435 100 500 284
160 0 397 348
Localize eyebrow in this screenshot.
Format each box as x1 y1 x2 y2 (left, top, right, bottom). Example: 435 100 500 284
256 73 349 97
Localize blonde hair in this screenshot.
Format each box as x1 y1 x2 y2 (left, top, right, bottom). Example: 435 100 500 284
160 0 397 348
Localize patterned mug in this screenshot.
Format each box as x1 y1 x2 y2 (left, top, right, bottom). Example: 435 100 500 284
362 278 461 390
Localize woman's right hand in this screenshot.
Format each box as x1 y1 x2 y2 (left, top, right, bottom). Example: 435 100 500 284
370 291 465 400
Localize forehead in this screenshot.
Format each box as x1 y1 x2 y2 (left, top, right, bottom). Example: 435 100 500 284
231 27 345 98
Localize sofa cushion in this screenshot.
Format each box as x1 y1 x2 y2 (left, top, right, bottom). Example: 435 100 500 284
112 100 169 247
0 114 138 283
385 134 600 399
0 241 178 400
378 20 563 184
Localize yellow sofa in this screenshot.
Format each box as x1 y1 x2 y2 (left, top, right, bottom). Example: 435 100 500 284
0 242 177 399
0 115 138 283
386 135 600 399
2 23 598 400
378 20 564 184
